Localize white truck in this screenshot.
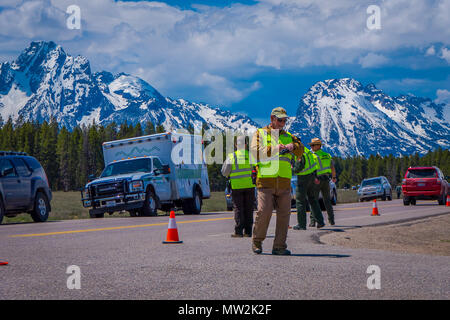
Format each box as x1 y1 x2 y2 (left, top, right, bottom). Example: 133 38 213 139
81 132 211 218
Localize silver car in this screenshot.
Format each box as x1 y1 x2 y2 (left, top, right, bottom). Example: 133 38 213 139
357 176 392 201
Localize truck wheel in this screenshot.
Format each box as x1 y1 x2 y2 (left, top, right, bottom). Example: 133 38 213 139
31 192 50 222
0 197 4 224
91 213 105 218
142 189 158 216
182 189 202 215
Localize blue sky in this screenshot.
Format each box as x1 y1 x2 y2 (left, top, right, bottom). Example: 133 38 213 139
0 0 449 125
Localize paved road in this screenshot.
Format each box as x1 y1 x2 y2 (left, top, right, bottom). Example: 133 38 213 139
1 199 449 300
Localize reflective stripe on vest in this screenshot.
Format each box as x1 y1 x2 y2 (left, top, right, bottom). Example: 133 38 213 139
314 149 332 175
229 150 254 189
256 128 293 179
296 147 318 176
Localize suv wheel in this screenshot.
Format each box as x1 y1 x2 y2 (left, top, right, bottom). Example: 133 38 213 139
438 193 445 205
0 197 4 224
403 196 410 206
31 192 49 222
331 190 337 205
142 189 158 216
381 191 387 201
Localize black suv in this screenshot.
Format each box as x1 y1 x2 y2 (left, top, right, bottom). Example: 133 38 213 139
0 151 52 224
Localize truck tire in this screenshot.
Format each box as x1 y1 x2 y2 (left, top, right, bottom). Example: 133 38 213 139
182 188 202 215
31 191 50 222
0 197 4 224
142 189 158 216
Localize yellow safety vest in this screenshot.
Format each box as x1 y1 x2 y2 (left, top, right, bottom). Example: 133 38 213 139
256 128 294 179
314 149 332 176
229 149 254 189
295 147 318 176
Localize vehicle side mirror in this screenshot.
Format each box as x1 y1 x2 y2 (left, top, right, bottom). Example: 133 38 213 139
88 174 96 182
153 169 160 176
0 168 14 177
162 165 170 174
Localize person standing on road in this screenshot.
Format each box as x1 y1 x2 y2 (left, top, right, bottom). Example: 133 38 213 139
310 138 336 226
222 136 255 238
292 146 325 230
250 107 303 255
396 185 402 199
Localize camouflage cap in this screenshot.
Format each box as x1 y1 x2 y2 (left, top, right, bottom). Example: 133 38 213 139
271 107 288 118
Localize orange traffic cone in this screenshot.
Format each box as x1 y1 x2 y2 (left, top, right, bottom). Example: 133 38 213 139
446 195 450 207
162 211 183 244
371 199 380 216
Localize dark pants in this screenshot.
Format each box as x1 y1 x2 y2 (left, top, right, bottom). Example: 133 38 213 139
314 175 334 223
232 188 255 236
296 174 324 228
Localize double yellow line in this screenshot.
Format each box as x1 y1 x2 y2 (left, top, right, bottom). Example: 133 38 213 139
10 217 233 238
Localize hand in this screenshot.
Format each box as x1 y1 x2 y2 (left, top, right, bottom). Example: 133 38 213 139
332 177 337 183
277 144 287 151
285 143 294 152
314 178 320 185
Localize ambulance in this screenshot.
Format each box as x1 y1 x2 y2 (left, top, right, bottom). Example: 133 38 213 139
81 132 210 218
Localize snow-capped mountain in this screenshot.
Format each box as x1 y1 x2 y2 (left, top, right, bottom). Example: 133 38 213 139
1 42 448 157
0 41 259 131
286 78 450 157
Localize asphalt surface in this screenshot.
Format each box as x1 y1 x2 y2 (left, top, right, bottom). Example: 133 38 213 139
0 199 449 300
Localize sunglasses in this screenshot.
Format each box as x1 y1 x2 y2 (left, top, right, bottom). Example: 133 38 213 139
276 117 287 123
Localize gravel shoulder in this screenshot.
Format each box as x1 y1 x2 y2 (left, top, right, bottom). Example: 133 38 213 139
320 213 450 256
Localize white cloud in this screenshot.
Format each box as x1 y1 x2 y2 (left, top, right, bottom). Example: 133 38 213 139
0 0 449 105
439 48 450 64
358 53 389 68
425 45 435 56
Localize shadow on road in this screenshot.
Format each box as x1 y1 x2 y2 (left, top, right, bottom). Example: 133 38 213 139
259 253 351 258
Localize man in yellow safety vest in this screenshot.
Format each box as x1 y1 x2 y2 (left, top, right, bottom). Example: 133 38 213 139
222 136 255 237
250 107 303 255
309 138 337 226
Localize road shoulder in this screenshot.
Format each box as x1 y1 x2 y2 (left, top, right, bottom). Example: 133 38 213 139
320 213 450 256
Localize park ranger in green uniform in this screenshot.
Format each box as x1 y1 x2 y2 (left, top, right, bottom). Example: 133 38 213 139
292 146 325 230
222 136 255 237
309 138 336 226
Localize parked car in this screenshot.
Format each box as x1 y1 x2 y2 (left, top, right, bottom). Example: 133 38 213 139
225 176 337 211
401 166 449 206
357 176 392 202
0 151 52 224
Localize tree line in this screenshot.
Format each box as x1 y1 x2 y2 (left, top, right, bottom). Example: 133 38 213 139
0 118 448 191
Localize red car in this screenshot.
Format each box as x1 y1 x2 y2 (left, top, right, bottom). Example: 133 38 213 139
402 166 449 206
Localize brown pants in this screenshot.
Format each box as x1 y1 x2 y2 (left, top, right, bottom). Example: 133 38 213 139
252 188 291 250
